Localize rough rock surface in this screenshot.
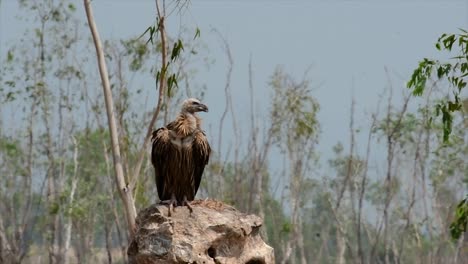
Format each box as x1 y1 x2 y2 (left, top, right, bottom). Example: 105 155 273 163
128 199 275 264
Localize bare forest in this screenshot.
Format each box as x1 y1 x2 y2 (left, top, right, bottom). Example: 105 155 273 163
0 1 466 263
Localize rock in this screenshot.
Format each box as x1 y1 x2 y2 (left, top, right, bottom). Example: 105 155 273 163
128 199 275 264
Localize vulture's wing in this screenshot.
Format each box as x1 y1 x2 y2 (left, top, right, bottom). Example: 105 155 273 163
192 130 211 197
151 128 171 201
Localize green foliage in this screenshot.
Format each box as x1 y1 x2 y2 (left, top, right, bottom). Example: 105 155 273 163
76 129 108 176
6 50 13 62
280 220 292 234
48 202 60 215
408 29 468 241
170 39 184 61
269 67 320 150
449 197 468 240
0 137 27 177
141 21 197 99
140 21 159 45
167 73 179 97
134 179 151 208
122 38 150 71
407 29 467 142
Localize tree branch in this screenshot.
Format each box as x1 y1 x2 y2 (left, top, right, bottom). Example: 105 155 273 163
129 0 167 189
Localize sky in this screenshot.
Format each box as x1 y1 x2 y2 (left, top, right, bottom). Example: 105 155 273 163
1 0 467 173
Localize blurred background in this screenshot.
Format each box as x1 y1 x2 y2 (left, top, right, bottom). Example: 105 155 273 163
0 0 467 263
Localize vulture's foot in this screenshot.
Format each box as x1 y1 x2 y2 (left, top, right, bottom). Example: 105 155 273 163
182 197 193 215
160 198 177 217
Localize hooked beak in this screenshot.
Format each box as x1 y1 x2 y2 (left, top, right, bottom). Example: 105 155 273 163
198 103 208 112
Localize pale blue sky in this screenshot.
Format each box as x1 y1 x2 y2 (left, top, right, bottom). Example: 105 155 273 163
1 0 467 174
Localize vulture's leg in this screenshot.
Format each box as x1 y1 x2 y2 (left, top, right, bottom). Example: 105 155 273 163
182 196 193 214
160 195 177 217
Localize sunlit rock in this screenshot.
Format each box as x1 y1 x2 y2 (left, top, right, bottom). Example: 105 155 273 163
128 199 275 264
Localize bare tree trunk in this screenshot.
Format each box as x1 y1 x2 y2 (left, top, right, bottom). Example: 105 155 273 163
63 137 79 264
316 225 330 263
246 62 275 226
296 217 307 264
103 141 128 263
336 230 346 264
396 124 423 263
247 56 266 222
213 30 234 200
420 105 434 263
357 114 377 264
0 217 13 263
34 16 59 264
381 84 409 264
281 158 303 264
44 81 61 264
84 0 137 237
336 98 356 210
104 224 113 264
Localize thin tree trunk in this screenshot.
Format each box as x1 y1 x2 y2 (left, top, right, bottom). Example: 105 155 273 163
0 217 13 263
381 84 409 264
103 141 128 263
336 230 346 264
44 86 59 264
63 137 79 264
214 29 234 201
296 217 307 264
336 98 356 210
247 56 265 221
84 0 137 237
357 114 377 264
104 224 113 264
281 158 302 264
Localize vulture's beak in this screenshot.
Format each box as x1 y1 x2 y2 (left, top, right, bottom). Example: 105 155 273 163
198 103 208 112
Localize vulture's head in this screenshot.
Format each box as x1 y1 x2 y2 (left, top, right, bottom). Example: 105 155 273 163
181 98 208 114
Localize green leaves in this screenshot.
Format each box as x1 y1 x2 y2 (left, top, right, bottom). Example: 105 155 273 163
436 63 451 79
407 58 434 96
435 103 453 142
166 73 179 97
407 29 468 143
68 3 76 12
449 197 468 240
269 67 320 148
194 27 201 40
49 202 60 215
409 29 468 242
170 39 184 61
140 19 200 102
281 221 292 234
7 50 14 63
440 33 456 51
140 23 158 45
122 38 149 71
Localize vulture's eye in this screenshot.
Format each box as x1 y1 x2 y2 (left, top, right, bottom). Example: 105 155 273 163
193 101 200 105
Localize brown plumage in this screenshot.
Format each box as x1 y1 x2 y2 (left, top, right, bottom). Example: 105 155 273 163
151 98 211 213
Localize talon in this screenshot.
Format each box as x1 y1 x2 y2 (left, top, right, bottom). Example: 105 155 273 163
159 196 177 217
168 203 173 217
183 197 193 215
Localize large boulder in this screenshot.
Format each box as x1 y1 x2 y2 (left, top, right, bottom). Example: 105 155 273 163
128 199 275 264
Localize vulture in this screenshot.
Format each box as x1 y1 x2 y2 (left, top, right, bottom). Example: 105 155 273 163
151 98 211 214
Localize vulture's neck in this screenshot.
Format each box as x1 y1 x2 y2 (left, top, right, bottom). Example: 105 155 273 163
173 112 201 137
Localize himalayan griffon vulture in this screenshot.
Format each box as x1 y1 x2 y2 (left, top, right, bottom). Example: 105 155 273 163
151 98 211 214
